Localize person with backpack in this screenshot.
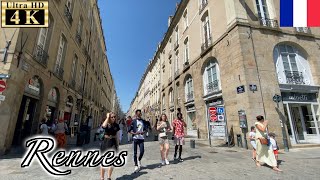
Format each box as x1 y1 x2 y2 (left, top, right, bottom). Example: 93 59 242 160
128 109 147 173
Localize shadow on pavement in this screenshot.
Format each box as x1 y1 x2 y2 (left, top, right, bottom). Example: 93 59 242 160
116 171 148 180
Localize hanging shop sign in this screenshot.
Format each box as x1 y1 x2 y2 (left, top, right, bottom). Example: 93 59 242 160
281 92 317 103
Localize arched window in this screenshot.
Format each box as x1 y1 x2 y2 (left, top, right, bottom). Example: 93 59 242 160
273 44 313 85
203 60 220 95
185 76 194 102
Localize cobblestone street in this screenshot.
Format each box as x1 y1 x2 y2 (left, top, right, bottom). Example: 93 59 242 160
0 133 320 180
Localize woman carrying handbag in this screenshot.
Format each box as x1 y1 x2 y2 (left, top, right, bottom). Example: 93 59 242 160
255 115 282 172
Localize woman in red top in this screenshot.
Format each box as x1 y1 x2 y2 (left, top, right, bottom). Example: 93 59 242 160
172 112 187 162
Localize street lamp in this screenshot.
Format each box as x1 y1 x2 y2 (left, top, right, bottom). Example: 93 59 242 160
272 94 289 152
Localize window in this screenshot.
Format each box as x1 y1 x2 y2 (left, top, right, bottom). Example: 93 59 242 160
71 55 78 81
203 60 220 95
273 44 313 85
77 18 83 35
202 14 211 43
184 38 189 63
175 26 179 45
169 90 174 103
174 52 179 73
256 0 269 19
183 10 188 30
185 77 194 101
55 35 67 71
79 65 84 88
37 28 48 50
66 0 73 12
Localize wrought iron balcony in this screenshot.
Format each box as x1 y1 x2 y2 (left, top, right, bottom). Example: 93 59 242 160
201 36 212 53
186 91 194 102
259 18 278 28
285 70 305 85
54 66 64 80
76 32 82 44
199 0 208 14
64 5 73 24
206 80 219 94
295 27 311 34
33 45 48 67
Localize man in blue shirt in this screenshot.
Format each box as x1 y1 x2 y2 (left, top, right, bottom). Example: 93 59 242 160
128 109 147 172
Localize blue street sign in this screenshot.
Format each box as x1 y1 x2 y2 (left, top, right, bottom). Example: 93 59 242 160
217 107 224 114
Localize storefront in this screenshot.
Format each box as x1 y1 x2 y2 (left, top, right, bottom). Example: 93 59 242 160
13 76 42 146
282 91 320 144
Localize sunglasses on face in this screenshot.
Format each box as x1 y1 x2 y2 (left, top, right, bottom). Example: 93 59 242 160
111 116 116 118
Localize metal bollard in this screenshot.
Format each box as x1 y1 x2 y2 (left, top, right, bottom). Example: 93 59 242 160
190 139 195 148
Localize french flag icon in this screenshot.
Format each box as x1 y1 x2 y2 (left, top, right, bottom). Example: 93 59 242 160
280 0 320 27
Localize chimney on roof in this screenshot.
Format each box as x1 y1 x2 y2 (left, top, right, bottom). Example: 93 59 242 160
168 15 173 27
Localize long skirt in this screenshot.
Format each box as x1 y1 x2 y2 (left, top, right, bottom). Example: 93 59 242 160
256 140 277 167
56 133 66 148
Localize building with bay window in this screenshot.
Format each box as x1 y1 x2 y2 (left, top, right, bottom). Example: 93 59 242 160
0 0 116 154
129 0 320 147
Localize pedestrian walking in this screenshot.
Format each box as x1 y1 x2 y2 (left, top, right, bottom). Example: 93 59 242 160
157 114 171 166
268 132 279 167
39 118 49 135
172 112 187 162
100 112 120 180
118 119 125 144
126 116 133 143
128 109 147 173
54 118 68 148
249 126 256 161
255 115 282 172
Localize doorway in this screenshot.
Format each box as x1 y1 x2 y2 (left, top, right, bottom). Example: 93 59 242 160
12 95 38 146
186 111 197 137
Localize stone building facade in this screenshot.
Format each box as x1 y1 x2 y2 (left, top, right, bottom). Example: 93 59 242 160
129 0 320 148
0 0 116 154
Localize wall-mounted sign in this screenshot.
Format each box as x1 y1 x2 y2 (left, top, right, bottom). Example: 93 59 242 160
0 80 7 93
0 95 5 101
211 125 225 137
249 84 257 92
0 74 10 79
25 76 41 97
281 92 317 102
237 85 245 94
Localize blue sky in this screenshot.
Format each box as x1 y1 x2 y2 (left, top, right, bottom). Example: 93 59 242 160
98 0 180 112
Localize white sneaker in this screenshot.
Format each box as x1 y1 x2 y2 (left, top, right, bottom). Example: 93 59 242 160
165 159 170 165
161 160 165 166
138 161 142 168
134 166 139 173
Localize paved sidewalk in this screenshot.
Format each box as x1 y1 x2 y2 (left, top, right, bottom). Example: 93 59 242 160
1 133 320 180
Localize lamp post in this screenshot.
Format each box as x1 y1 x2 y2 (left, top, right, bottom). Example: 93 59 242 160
273 94 289 152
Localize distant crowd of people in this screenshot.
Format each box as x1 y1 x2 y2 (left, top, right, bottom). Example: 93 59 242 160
39 117 69 148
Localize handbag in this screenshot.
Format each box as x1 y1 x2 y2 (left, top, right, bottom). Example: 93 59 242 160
259 138 268 145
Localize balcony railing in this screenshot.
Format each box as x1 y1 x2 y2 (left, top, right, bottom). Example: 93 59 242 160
64 5 73 24
76 32 82 44
259 18 278 28
206 80 219 94
295 27 311 34
285 70 305 85
186 91 194 102
199 0 208 14
54 66 64 80
33 45 48 67
201 36 212 53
